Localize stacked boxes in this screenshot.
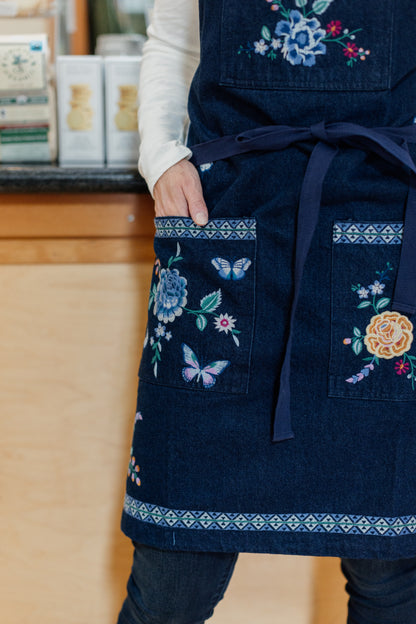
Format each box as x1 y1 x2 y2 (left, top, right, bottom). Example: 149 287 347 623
104 56 140 167
0 0 56 17
57 55 141 168
0 33 56 162
56 55 104 167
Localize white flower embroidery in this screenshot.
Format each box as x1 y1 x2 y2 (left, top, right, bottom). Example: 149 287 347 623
368 280 385 296
254 39 269 55
357 287 369 299
214 313 236 334
155 322 166 338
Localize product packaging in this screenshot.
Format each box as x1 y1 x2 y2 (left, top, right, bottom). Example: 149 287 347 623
104 55 140 167
0 0 56 17
0 33 56 162
57 55 105 167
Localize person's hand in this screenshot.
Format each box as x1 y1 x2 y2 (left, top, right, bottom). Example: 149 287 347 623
153 159 209 226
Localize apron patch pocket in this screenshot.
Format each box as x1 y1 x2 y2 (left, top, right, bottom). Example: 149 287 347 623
139 217 257 395
329 222 416 401
220 0 393 91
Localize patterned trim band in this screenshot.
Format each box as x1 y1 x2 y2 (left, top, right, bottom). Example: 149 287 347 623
333 222 403 245
124 495 416 537
155 218 257 241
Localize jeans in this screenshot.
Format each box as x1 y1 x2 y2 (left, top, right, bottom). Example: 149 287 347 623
117 542 416 624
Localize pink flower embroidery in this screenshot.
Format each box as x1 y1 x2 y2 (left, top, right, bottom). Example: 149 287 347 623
395 360 410 376
326 20 342 37
344 42 359 58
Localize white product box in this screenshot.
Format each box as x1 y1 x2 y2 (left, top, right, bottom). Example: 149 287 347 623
104 56 141 167
0 1 56 17
0 33 56 162
57 55 104 167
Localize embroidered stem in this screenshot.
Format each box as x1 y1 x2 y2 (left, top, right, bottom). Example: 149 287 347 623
322 28 362 44
403 353 416 390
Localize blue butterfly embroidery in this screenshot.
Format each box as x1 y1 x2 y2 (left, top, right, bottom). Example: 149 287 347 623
211 257 252 280
181 343 230 389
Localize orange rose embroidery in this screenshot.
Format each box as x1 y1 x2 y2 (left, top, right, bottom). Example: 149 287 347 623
364 311 414 360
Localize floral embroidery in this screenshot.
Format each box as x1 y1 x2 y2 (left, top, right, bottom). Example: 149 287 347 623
153 244 188 323
364 312 413 360
395 359 410 376
128 449 141 487
145 243 243 377
214 313 236 335
343 263 416 389
128 413 143 486
239 1 370 68
149 323 174 378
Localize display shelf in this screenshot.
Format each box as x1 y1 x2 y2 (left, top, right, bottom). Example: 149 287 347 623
0 163 147 193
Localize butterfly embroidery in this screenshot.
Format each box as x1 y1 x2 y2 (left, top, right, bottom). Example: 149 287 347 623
211 257 252 280
181 343 230 389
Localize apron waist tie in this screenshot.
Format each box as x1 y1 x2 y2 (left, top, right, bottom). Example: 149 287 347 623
190 121 416 442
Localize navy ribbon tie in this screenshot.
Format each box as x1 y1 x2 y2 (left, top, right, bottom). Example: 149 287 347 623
190 121 416 442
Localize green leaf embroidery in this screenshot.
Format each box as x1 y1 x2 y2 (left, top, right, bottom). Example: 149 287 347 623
196 314 208 332
295 0 308 6
357 301 372 309
261 25 271 42
352 339 363 356
312 0 335 14
148 284 157 310
376 297 390 312
200 289 222 313
353 327 361 337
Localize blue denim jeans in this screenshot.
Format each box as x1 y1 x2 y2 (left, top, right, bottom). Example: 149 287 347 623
117 542 416 624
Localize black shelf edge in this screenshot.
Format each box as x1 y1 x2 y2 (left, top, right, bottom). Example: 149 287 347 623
0 165 149 194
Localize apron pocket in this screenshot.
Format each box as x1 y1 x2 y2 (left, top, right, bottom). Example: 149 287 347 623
220 0 393 91
329 221 416 401
139 216 257 395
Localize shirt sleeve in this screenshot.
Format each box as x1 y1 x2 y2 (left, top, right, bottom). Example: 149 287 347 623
138 0 200 196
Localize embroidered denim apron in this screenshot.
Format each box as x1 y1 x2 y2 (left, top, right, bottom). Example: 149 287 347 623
122 0 416 559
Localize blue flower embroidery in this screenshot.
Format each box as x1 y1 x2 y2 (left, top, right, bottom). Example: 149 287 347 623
275 10 326 66
146 243 243 378
238 1 370 69
154 267 188 323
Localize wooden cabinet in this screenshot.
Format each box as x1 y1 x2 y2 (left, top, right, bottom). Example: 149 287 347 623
0 190 155 624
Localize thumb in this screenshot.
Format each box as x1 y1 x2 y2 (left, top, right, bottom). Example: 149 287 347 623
185 175 209 226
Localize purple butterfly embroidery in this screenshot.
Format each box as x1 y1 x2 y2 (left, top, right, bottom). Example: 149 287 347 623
181 343 230 389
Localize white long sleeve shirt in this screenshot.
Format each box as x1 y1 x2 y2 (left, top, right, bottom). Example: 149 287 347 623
138 0 200 196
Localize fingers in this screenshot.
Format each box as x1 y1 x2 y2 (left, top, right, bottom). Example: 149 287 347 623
153 159 209 225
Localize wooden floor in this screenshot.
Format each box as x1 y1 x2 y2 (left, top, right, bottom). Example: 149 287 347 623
210 555 347 624
0 262 349 624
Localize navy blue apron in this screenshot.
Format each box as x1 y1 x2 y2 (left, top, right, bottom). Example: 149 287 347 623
122 0 416 559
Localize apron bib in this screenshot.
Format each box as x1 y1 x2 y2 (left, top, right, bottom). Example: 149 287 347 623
122 0 416 559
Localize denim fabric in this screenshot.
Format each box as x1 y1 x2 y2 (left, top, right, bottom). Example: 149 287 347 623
117 543 238 624
342 557 416 624
121 1 416 559
138 218 257 395
117 543 416 624
219 2 393 92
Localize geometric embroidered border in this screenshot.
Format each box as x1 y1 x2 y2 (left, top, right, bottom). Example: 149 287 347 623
155 217 257 241
333 222 403 245
124 495 416 537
